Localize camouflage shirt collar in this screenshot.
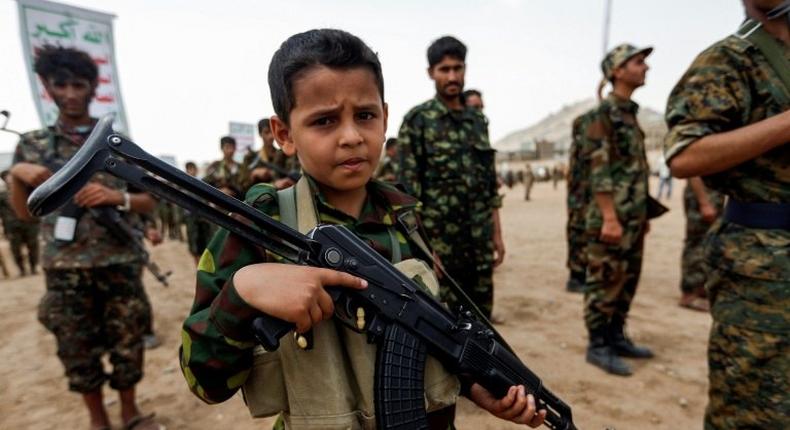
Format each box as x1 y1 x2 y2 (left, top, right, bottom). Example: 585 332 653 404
430 96 476 120
303 175 419 226
605 92 640 114
51 117 98 146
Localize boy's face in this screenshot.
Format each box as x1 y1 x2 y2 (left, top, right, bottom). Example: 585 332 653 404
613 54 649 89
272 66 387 194
221 142 236 159
43 76 95 120
465 94 484 110
429 56 465 99
186 165 197 176
259 126 274 147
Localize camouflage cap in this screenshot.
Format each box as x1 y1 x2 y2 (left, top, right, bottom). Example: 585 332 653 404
601 43 653 79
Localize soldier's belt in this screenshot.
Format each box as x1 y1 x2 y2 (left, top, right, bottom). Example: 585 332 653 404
724 200 790 230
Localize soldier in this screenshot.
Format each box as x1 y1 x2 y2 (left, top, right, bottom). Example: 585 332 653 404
678 178 725 312
0 170 39 276
184 161 216 264
244 118 301 191
7 45 162 430
583 44 654 376
204 135 243 198
374 138 398 182
464 88 484 111
396 36 504 320
665 1 789 427
523 163 535 201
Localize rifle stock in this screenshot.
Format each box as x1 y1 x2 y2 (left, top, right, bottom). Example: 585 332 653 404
28 115 577 430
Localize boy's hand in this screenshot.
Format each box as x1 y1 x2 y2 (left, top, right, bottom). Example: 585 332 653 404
9 162 52 187
74 182 124 207
234 263 368 333
469 384 546 427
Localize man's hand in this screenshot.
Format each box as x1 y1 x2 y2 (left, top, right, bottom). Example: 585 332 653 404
599 217 623 244
700 202 718 223
74 182 124 208
493 234 506 267
9 162 52 188
145 227 163 245
469 384 546 427
234 263 368 333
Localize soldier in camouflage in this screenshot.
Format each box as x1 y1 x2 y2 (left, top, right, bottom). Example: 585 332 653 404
7 46 162 430
374 138 398 182
204 135 244 198
184 161 216 264
243 118 302 192
0 170 39 276
665 1 789 428
582 44 654 376
678 178 725 312
396 36 504 320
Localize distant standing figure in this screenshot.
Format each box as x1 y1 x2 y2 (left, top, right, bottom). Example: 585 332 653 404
523 164 535 201
0 170 39 276
464 88 484 111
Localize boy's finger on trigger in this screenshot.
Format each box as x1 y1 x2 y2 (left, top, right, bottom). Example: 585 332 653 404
319 269 368 290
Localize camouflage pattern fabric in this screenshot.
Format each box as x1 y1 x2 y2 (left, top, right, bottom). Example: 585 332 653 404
241 148 302 192
13 122 143 269
583 94 649 331
706 321 789 429
184 211 216 257
0 189 40 273
180 177 429 403
374 154 397 182
203 159 244 197
39 264 149 392
600 44 653 80
565 112 597 278
396 97 501 318
680 183 725 296
665 29 789 429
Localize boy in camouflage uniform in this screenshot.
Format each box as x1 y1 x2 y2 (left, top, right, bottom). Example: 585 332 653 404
373 137 398 182
583 44 654 376
0 170 39 276
184 161 216 264
8 46 161 430
179 29 546 429
665 1 789 428
204 135 244 198
678 178 725 312
243 118 301 192
396 36 504 320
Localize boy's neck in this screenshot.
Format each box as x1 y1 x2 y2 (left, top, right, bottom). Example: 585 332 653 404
320 183 368 219
611 81 635 101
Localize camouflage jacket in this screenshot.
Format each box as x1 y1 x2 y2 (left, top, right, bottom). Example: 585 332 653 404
567 111 598 226
665 30 789 333
203 159 244 197
396 97 501 269
584 94 650 231
241 147 302 191
180 176 430 403
13 122 145 269
374 155 396 182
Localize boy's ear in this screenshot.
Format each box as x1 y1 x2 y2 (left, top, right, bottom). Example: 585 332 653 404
270 115 296 156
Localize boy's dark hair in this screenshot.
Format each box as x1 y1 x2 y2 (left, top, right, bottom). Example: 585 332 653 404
185 161 197 170
257 118 270 133
268 29 384 124
33 45 98 83
220 136 237 148
427 36 467 68
385 138 398 150
463 89 482 99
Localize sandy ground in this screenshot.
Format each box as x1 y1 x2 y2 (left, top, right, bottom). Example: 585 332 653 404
0 178 710 430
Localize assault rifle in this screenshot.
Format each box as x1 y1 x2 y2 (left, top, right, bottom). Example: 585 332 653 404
28 115 577 430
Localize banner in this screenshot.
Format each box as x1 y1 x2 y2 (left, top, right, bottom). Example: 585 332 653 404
229 121 255 156
17 0 130 134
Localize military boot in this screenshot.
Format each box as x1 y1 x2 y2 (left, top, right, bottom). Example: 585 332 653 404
586 328 632 376
609 317 654 359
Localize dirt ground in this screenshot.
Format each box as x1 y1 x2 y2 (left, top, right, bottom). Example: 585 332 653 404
0 178 711 430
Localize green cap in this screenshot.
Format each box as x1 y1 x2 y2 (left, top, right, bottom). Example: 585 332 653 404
601 43 653 80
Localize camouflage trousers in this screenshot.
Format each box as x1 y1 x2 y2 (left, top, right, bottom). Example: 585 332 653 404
8 223 39 273
565 211 587 281
39 264 150 393
440 263 494 320
186 215 215 257
705 321 789 429
680 231 709 296
584 224 645 331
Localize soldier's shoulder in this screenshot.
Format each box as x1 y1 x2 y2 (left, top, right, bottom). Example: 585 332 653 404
403 98 441 122
687 35 753 71
18 127 52 148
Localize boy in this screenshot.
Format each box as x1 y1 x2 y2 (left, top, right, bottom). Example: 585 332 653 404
180 29 545 428
203 136 243 198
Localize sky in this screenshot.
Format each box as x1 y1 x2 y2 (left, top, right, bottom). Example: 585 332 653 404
0 0 745 165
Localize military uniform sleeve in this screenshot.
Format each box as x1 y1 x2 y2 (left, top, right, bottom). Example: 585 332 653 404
396 113 424 199
588 108 614 193
664 45 749 162
179 184 276 404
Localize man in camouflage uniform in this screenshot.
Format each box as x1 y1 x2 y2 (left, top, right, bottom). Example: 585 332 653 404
204 135 244 198
7 46 161 430
679 178 725 312
184 161 216 264
564 113 597 293
243 118 301 192
374 138 398 182
665 1 789 427
0 170 39 276
396 36 504 319
583 44 654 376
